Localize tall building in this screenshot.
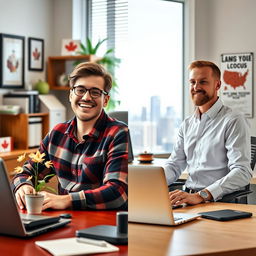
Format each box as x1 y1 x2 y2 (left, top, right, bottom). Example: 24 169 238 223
130 121 157 154
141 107 147 121
150 96 161 122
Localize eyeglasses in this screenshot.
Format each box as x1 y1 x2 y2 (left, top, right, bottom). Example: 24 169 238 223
72 86 108 99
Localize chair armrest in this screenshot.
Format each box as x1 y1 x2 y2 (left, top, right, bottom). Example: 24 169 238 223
168 180 186 191
218 189 253 203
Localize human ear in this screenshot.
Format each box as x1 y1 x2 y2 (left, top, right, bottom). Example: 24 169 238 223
69 90 73 102
216 80 221 90
103 95 110 107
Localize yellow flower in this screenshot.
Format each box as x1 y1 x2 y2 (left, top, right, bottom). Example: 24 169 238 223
29 151 45 163
45 160 53 169
17 153 26 162
26 176 33 181
14 166 23 174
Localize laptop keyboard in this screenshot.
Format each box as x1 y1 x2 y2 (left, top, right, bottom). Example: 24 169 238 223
174 217 182 221
22 218 34 222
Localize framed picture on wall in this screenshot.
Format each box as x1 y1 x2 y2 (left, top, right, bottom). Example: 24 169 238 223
28 37 44 71
0 33 25 89
220 52 253 118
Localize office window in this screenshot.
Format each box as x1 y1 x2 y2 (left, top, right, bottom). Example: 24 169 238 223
87 0 128 108
125 0 184 155
87 0 183 155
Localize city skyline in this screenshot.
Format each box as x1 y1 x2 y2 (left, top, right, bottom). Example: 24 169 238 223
129 95 181 154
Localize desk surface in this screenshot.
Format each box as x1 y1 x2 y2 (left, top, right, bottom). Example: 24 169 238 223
0 210 127 256
129 202 256 256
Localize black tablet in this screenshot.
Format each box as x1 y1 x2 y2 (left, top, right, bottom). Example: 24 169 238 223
199 209 252 221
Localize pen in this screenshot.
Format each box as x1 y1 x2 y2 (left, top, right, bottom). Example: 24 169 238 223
76 237 107 247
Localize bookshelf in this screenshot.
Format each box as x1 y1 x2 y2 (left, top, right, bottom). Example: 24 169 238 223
47 55 99 90
0 113 49 174
0 113 49 150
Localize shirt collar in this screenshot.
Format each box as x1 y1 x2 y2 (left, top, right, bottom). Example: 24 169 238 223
65 110 107 139
194 97 223 120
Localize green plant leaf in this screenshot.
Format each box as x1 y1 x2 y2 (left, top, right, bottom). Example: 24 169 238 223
79 42 88 55
44 173 55 182
86 38 94 54
105 48 114 55
93 38 108 54
36 180 46 192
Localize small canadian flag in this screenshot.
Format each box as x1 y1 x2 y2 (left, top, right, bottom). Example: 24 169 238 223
0 137 13 153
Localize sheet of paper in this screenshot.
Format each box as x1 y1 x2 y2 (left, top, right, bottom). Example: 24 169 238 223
35 237 119 256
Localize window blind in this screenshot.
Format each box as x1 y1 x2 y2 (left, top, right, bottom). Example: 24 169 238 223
88 0 128 52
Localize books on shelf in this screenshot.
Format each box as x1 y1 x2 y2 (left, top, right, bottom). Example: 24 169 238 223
3 90 39 113
0 105 21 115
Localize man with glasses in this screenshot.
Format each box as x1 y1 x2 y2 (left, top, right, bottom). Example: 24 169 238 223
13 62 128 210
164 60 251 206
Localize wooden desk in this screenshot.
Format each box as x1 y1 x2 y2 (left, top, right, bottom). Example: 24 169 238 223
131 157 256 184
0 210 127 256
129 202 256 256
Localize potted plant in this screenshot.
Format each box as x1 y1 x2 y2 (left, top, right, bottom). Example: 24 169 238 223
76 38 121 111
14 151 55 214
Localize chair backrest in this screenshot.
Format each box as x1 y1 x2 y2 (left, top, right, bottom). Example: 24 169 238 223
108 111 128 125
108 111 134 162
251 136 256 170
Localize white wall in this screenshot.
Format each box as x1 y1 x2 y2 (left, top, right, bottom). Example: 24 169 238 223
190 0 256 135
0 0 54 98
51 0 73 119
0 0 73 118
52 0 73 55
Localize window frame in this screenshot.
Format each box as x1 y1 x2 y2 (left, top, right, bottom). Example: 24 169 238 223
84 0 186 156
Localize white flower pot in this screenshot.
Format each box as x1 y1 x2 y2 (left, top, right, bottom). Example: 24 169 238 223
25 194 44 214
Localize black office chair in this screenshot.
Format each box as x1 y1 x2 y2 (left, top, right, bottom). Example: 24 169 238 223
108 111 134 163
169 136 256 204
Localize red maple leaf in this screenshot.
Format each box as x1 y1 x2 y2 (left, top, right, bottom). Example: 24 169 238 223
65 41 78 52
2 140 9 149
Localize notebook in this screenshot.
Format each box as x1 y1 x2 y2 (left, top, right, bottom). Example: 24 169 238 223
0 158 71 237
128 165 199 225
199 209 252 221
35 237 119 256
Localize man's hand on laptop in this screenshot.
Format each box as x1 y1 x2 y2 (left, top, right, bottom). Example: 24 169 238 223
169 190 204 206
40 191 72 210
15 184 35 210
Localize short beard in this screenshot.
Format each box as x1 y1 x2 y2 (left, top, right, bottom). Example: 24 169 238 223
192 91 212 106
77 113 99 122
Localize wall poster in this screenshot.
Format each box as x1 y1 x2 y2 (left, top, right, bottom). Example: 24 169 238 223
220 52 253 118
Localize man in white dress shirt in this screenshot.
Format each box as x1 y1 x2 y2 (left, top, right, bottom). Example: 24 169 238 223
164 60 252 206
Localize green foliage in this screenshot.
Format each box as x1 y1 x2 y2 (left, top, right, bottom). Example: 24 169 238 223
76 38 121 111
35 173 56 193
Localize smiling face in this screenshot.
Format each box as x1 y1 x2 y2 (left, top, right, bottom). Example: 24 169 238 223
69 76 110 123
189 66 221 113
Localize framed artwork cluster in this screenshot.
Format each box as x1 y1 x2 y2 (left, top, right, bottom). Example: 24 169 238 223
0 33 44 89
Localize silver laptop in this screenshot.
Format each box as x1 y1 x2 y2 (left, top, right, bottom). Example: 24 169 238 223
0 158 71 237
129 165 199 226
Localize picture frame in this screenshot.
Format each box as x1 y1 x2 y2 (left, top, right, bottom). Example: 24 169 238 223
0 33 25 89
220 52 254 118
28 37 44 71
61 39 81 56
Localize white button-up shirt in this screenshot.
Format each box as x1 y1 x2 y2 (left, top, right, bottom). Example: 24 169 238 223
164 98 252 201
